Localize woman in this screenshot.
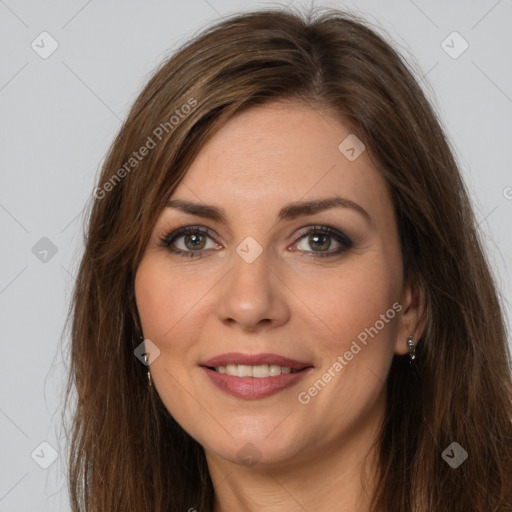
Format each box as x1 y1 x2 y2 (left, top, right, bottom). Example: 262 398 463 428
65 7 512 512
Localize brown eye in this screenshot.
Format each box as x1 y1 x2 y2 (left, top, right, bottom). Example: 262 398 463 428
159 226 222 258
307 233 331 251
293 226 353 257
183 232 206 250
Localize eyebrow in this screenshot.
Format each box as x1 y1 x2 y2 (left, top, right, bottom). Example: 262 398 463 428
165 196 371 223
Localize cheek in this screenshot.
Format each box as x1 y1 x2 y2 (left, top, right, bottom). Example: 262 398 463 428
295 256 399 339
134 255 221 423
135 257 208 345
134 257 209 421
291 255 400 398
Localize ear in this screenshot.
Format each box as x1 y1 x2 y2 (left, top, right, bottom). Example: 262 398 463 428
394 275 427 356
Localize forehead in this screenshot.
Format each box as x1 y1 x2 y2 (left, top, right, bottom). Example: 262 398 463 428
170 101 389 219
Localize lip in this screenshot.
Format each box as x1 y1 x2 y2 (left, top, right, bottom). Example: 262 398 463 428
199 352 313 370
200 366 314 399
199 352 314 400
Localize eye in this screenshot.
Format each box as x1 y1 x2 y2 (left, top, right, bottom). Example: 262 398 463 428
158 224 353 259
292 226 353 257
159 226 222 258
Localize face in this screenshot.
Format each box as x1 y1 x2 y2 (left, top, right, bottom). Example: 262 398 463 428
135 101 419 469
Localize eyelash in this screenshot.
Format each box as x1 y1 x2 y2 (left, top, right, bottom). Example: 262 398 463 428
158 225 353 259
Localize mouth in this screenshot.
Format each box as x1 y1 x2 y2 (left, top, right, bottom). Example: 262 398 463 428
199 352 314 399
199 352 313 375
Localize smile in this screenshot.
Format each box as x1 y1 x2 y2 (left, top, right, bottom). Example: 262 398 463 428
199 352 314 399
211 364 302 377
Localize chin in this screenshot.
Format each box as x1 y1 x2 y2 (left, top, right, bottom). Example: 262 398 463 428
207 437 305 468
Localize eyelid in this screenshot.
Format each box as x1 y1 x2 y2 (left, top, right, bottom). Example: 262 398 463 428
158 225 222 251
293 225 353 247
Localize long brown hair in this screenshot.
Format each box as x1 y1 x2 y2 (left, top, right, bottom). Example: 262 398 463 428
63 7 512 511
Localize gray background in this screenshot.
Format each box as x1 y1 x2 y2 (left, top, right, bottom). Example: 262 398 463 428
1 0 511 510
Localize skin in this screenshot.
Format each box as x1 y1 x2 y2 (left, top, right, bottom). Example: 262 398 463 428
135 100 425 512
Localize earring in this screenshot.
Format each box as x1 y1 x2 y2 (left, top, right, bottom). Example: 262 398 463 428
406 335 416 363
143 352 152 387
140 335 152 387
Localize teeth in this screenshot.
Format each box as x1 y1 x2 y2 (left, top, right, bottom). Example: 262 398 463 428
253 364 269 378
269 364 282 376
238 364 253 377
215 364 301 377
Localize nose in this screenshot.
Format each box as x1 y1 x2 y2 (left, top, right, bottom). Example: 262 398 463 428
215 247 291 332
